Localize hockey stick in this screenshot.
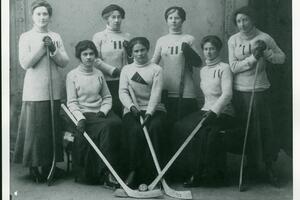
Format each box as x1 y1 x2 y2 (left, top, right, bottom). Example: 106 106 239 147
61 104 163 199
177 59 186 120
238 58 263 192
148 117 206 190
46 48 56 186
128 86 192 199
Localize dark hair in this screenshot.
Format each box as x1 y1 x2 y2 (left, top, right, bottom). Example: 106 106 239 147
31 0 52 17
126 37 150 57
164 6 186 22
75 40 98 61
201 35 223 51
233 6 256 26
102 4 125 19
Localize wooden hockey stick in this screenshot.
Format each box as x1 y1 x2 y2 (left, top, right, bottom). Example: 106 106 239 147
148 116 206 190
61 104 163 199
128 87 192 199
239 58 263 192
46 48 56 186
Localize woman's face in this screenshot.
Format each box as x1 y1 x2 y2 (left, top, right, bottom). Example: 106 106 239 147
107 10 122 30
132 43 148 65
32 6 50 28
203 42 219 61
236 13 254 33
167 10 183 31
80 48 96 68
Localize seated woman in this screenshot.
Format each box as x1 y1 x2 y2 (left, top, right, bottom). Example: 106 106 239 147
66 40 122 187
173 35 235 187
119 37 166 188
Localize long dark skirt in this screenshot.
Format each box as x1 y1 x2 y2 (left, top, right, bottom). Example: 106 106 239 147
107 80 123 118
171 110 235 180
14 100 63 167
232 90 279 167
72 111 122 184
122 111 166 184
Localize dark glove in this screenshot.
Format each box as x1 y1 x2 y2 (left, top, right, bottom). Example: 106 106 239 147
181 42 202 67
123 40 134 64
130 106 141 118
202 110 217 126
43 36 56 53
253 48 264 60
76 119 86 134
255 40 267 52
112 68 121 78
96 111 106 118
141 114 152 127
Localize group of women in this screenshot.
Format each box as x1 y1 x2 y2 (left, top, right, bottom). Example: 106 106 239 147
14 0 286 190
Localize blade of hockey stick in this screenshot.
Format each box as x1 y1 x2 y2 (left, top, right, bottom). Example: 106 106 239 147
61 104 163 199
128 86 192 199
148 117 205 190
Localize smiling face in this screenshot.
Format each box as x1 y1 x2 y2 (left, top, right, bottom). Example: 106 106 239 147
32 6 50 29
167 10 183 31
80 48 96 68
236 13 254 34
106 10 122 30
132 43 148 65
203 42 219 61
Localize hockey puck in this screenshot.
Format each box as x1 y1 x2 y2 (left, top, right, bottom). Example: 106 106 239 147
138 184 148 191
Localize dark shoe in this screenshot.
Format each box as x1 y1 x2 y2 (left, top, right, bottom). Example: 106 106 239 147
183 175 201 188
42 166 66 180
104 173 120 190
29 167 45 183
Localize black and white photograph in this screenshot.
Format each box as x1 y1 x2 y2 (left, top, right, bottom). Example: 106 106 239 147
2 0 296 199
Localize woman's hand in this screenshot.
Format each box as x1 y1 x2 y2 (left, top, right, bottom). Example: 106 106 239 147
141 114 152 127
202 110 217 126
76 119 86 134
96 111 106 118
112 68 121 78
43 36 56 53
130 106 141 119
253 40 267 60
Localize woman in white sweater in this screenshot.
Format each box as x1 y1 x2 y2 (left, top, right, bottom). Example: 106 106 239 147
13 0 69 183
66 40 122 187
119 37 166 188
174 35 235 187
228 6 285 186
92 4 131 118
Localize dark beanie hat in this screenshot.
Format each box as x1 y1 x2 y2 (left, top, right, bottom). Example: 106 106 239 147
164 6 186 22
101 4 125 19
233 6 256 26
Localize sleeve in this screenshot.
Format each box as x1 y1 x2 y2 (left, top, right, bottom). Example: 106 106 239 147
210 65 233 115
228 36 257 74
119 67 135 110
151 39 162 64
50 34 69 68
146 67 163 115
263 36 286 64
18 33 46 70
92 33 117 75
98 75 112 115
66 73 86 122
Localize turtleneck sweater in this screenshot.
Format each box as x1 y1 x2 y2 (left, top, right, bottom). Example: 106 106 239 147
151 30 200 98
66 64 112 121
92 25 131 81
119 61 166 115
200 57 234 116
228 28 286 91
19 26 69 101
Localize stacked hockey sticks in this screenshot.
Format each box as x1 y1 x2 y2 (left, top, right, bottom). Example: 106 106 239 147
238 58 263 191
128 86 192 199
61 104 163 199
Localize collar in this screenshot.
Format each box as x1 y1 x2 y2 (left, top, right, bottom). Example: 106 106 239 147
206 57 221 67
78 64 94 73
106 25 121 33
239 27 259 40
32 25 49 33
168 29 182 35
133 60 150 67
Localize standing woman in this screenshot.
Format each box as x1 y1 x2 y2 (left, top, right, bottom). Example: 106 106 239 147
14 0 69 182
66 40 122 186
119 37 166 188
228 6 285 186
92 4 131 118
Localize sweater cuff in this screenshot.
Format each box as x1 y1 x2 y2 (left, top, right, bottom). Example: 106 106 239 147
264 49 273 59
210 107 221 116
109 66 117 76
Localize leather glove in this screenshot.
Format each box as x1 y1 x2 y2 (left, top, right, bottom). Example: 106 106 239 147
141 114 152 127
112 68 121 78
255 40 267 52
96 111 106 118
202 110 217 126
130 106 141 118
253 48 264 60
181 42 202 67
76 119 86 134
123 40 134 64
43 36 56 53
